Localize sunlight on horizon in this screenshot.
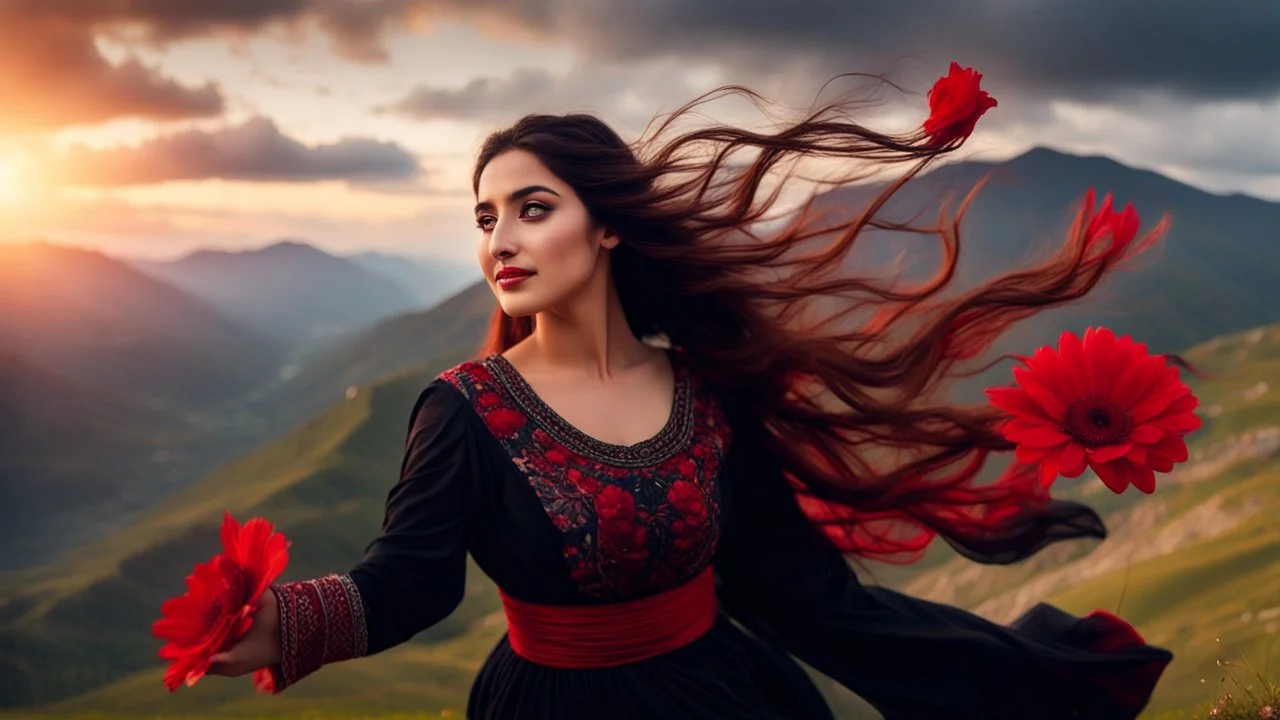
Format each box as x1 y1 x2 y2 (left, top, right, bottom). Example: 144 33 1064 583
0 157 22 205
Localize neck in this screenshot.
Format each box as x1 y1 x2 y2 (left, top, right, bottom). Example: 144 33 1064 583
525 257 651 380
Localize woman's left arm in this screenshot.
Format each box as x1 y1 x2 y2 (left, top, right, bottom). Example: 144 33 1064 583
711 434 1172 720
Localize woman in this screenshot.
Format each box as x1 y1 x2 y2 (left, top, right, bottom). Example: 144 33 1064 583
207 70 1174 719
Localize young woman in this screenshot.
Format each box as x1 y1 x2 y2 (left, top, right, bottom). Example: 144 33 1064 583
207 70 1174 719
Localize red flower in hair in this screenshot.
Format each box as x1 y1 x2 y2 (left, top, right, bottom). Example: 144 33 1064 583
986 327 1201 494
924 62 998 146
1083 188 1140 248
152 511 289 691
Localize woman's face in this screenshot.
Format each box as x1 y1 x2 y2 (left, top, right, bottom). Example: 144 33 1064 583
474 149 617 318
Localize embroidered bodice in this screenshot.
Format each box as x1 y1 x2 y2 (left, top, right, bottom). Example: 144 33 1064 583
439 353 731 601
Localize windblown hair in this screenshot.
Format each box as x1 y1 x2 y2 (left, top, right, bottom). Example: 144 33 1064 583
471 76 1168 565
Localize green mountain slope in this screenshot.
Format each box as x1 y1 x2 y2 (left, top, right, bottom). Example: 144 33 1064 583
886 324 1280 717
2 313 1276 718
254 280 494 434
0 364 498 710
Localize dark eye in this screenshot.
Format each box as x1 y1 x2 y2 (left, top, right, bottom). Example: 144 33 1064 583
476 215 495 231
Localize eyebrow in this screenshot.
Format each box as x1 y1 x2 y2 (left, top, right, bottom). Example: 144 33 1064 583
474 185 562 214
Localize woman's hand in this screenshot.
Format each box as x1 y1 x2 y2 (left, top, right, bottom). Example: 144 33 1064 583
207 587 282 677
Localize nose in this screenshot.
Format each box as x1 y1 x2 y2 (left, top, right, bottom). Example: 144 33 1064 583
487 216 517 260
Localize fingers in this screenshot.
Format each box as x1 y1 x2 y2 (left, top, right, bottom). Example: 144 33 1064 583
207 652 241 677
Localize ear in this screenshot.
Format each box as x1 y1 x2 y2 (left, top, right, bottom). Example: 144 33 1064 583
598 226 620 250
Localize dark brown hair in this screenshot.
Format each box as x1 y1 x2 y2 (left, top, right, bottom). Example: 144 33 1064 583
471 78 1168 565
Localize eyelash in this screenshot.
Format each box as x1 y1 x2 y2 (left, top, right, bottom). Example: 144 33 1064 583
476 201 550 230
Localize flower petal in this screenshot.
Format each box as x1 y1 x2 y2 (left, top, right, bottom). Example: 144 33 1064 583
1013 367 1070 421
1089 443 1133 464
1039 454 1061 488
1060 443 1088 477
1005 422 1071 448
1129 370 1192 424
987 386 1058 423
1091 461 1130 494
1129 424 1163 444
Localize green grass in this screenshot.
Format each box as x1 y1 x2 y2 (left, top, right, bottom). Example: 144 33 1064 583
4 323 1279 719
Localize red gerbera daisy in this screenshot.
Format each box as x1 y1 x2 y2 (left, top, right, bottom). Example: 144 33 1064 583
153 511 289 691
986 327 1201 494
923 62 998 147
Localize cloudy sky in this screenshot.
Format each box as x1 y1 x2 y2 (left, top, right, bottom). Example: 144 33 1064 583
1 1 1277 265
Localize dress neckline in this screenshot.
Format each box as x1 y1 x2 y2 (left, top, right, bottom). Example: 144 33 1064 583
483 351 696 468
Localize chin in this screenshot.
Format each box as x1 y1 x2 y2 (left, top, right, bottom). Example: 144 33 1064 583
495 294 545 318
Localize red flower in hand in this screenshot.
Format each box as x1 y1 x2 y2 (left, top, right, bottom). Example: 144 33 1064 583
924 62 998 147
986 328 1201 494
153 511 289 691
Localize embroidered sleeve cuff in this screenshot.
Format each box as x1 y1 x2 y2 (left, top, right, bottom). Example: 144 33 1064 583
266 573 369 692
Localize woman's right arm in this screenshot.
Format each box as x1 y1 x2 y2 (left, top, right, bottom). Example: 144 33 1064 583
216 381 484 692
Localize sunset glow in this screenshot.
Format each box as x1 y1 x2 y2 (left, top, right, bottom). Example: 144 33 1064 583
0 158 21 205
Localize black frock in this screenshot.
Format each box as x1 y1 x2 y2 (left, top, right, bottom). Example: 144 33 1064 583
265 350 1173 720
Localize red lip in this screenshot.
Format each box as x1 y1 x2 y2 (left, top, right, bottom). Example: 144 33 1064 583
495 266 534 280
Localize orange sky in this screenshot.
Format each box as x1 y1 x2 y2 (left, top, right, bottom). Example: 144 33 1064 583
2 4 1277 265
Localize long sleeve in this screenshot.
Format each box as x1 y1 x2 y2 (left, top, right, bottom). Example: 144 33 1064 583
711 430 1173 720
266 380 484 691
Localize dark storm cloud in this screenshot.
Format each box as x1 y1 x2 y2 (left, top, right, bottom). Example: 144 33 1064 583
549 0 1280 101
53 117 425 186
13 1 1278 99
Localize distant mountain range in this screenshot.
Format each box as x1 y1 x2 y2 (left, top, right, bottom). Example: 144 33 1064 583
345 250 478 309
130 241 474 357
0 240 477 569
0 242 280 410
254 280 495 432
812 146 1280 359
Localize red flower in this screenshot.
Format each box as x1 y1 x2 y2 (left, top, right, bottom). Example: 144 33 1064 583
153 511 289 691
986 328 1201 494
923 62 997 147
1083 188 1140 249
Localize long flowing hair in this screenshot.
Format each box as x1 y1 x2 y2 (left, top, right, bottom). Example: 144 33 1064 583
470 75 1168 565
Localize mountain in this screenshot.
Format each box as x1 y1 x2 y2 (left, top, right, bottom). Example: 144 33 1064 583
345 250 479 309
809 146 1280 358
256 279 495 433
0 361 502 711
883 324 1280 716
0 242 280 409
131 241 425 356
279 147 1278 424
0 353 195 568
3 323 1277 718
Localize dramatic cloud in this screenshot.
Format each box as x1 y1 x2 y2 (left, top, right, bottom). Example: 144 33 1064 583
52 117 425 187
10 1 1277 101
0 20 223 132
376 62 720 130
537 1 1280 102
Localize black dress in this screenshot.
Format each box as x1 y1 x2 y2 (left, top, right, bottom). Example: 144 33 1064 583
265 350 1173 720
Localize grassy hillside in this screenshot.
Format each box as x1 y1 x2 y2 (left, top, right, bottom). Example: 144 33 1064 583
888 324 1280 717
0 363 499 711
4 324 1277 719
254 280 494 434
0 352 195 569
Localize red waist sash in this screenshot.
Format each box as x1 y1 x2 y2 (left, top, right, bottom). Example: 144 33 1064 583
498 566 719 669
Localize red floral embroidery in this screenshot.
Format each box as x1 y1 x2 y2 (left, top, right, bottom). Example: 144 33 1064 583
441 354 730 601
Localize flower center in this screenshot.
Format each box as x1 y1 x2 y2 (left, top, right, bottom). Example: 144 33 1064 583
1062 394 1132 447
